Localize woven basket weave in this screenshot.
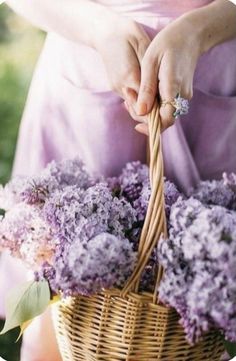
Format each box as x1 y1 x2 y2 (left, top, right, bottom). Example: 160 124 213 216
53 103 224 360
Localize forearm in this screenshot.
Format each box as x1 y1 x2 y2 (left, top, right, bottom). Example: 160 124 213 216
182 0 236 54
5 0 119 48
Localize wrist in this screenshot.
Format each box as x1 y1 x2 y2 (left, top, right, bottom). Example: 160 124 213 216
180 0 236 55
91 10 125 50
92 14 135 51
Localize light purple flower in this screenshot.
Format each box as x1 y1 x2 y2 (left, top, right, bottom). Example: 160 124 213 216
158 201 236 343
49 233 137 296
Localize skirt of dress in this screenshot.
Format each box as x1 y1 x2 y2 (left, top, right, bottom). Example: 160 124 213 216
0 0 235 359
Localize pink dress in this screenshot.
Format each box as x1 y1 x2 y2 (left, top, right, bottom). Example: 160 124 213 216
0 0 236 359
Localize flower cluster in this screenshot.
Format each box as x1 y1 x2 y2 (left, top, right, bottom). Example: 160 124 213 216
48 233 136 296
107 161 182 291
0 203 55 267
1 156 236 345
108 161 181 223
158 196 236 343
41 182 138 296
0 158 138 296
191 178 236 210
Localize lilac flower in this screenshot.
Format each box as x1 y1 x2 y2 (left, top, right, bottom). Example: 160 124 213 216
20 175 58 205
43 183 137 245
158 201 236 343
223 172 236 191
20 157 93 205
133 182 151 222
2 156 236 345
0 176 29 210
117 161 181 222
191 179 235 209
43 157 94 189
223 173 236 208
164 179 182 219
49 233 137 296
118 161 149 203
0 203 55 267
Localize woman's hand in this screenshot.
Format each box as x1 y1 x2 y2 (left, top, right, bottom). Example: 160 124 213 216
127 0 236 135
126 15 202 134
94 17 150 99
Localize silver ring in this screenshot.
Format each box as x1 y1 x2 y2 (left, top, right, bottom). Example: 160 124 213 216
160 93 189 118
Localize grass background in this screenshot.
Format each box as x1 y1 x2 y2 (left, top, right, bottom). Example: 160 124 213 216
0 4 44 360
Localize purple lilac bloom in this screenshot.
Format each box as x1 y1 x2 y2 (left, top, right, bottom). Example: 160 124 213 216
223 172 236 192
118 161 149 203
20 175 58 205
191 179 235 210
20 157 94 205
158 201 236 344
0 176 29 210
49 233 137 296
43 182 137 245
0 203 55 267
2 156 236 344
117 161 182 222
164 179 182 219
43 157 94 189
223 173 236 209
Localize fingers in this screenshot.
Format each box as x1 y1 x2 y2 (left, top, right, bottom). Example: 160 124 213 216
133 26 151 64
123 92 149 136
159 82 180 131
136 53 158 116
120 25 150 99
159 84 192 131
158 53 193 131
135 123 149 136
123 99 148 124
123 100 149 136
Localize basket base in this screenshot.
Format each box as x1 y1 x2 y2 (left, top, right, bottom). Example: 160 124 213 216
52 291 225 361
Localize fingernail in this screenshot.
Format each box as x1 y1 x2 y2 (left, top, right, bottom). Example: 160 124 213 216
135 124 149 136
137 102 147 115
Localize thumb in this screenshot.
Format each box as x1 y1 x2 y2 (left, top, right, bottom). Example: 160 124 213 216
136 55 158 115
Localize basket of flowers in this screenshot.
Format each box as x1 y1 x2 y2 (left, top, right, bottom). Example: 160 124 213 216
1 103 235 360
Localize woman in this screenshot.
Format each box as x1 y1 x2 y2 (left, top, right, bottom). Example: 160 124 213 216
0 0 236 359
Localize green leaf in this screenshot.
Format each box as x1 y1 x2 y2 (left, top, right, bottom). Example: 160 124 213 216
0 280 50 335
0 208 5 217
224 339 236 358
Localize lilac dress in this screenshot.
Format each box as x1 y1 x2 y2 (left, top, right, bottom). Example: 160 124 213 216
0 0 236 358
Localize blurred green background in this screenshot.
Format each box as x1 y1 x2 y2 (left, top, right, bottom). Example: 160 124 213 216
0 4 44 185
0 4 44 360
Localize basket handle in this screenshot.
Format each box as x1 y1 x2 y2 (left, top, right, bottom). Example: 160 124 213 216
121 101 167 303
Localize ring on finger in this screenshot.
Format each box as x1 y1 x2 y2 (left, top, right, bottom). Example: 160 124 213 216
160 93 189 118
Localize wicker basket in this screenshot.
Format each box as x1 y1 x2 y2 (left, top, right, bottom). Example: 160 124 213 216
53 103 225 360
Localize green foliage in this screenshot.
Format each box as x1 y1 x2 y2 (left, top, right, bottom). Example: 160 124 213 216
0 6 10 42
0 62 26 185
0 280 51 336
224 339 236 358
0 4 44 185
0 319 21 361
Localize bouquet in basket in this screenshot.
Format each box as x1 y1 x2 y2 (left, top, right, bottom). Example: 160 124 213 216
0 157 236 345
